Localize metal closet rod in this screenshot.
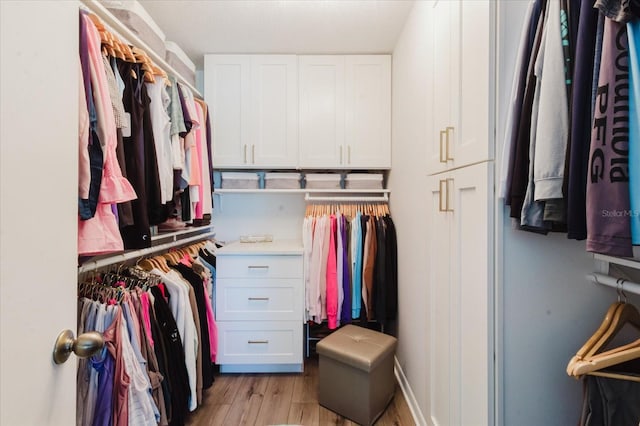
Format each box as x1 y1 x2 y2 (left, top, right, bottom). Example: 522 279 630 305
304 193 389 203
78 231 216 273
588 272 640 297
79 0 202 98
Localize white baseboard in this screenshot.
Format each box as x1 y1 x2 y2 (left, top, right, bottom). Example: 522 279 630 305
394 356 428 426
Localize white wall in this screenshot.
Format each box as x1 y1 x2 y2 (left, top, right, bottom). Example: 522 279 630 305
388 2 432 423
212 193 305 243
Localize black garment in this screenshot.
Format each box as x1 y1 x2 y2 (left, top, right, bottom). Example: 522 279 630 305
199 249 216 269
567 0 599 240
118 61 152 248
504 0 545 204
580 373 640 426
383 215 398 322
508 0 547 218
373 217 386 324
149 298 173 424
171 264 214 390
150 286 190 426
115 128 134 227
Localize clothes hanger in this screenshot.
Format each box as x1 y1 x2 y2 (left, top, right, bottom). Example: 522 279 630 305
568 287 640 377
571 339 640 378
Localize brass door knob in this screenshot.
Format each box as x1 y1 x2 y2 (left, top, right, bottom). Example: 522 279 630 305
52 329 105 364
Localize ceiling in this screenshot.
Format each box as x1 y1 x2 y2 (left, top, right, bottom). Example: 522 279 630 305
139 0 415 68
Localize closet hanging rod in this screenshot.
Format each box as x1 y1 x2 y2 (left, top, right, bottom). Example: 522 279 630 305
78 231 216 273
79 0 203 98
588 272 640 297
304 193 389 203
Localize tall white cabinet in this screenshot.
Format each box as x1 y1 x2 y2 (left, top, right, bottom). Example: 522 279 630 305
204 54 298 168
426 1 495 425
427 162 493 426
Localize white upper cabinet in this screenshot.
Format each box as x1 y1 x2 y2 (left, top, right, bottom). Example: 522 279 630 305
205 55 251 167
299 55 391 169
345 55 392 168
205 54 298 168
298 56 345 168
428 0 492 174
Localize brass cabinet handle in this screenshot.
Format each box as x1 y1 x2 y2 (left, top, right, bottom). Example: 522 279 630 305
247 265 269 269
252 144 255 164
248 340 269 344
439 179 447 212
248 297 270 301
445 126 454 161
439 130 447 163
340 146 343 164
438 178 454 213
348 145 351 164
446 178 454 212
244 144 247 163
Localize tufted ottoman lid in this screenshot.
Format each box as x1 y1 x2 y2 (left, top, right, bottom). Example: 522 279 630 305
316 324 397 372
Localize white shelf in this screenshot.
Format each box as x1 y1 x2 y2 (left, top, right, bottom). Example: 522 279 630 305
151 225 214 241
79 0 202 98
214 188 390 194
594 253 640 271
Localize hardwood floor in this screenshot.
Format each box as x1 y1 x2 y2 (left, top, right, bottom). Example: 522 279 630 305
186 356 415 426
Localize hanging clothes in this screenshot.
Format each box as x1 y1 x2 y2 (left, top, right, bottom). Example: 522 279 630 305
302 203 397 329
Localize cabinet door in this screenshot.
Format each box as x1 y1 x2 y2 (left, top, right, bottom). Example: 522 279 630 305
427 173 453 426
448 161 492 426
204 55 252 167
345 55 391 168
250 55 298 167
453 0 492 167
298 56 345 168
427 0 457 174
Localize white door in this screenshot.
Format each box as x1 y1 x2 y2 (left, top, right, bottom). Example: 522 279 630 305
204 55 252 167
427 0 455 174
0 2 79 425
449 161 493 426
427 172 452 426
298 56 345 168
250 55 298 167
345 55 391 169
454 0 492 167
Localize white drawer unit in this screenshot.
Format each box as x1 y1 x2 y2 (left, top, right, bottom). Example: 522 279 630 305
215 240 304 373
215 255 303 279
216 278 302 321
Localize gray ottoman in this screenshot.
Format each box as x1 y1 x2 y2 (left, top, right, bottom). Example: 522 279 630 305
316 324 398 425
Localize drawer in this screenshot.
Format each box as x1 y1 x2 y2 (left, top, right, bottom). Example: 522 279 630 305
216 321 303 365
217 255 303 279
216 278 303 321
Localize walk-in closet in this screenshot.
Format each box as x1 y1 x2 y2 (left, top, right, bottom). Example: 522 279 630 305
1 0 639 425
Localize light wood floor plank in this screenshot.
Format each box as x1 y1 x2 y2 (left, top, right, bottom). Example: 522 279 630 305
287 402 320 426
291 356 319 404
253 374 297 425
223 374 270 425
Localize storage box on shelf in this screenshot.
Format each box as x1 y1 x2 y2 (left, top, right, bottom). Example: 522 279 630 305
220 172 260 189
264 172 301 189
165 41 196 86
102 0 167 58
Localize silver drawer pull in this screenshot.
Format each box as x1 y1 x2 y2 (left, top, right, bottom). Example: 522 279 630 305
247 265 269 269
248 340 269 344
248 297 270 301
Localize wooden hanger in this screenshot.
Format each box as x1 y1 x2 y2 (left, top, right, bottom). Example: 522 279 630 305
566 302 623 375
568 301 640 378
